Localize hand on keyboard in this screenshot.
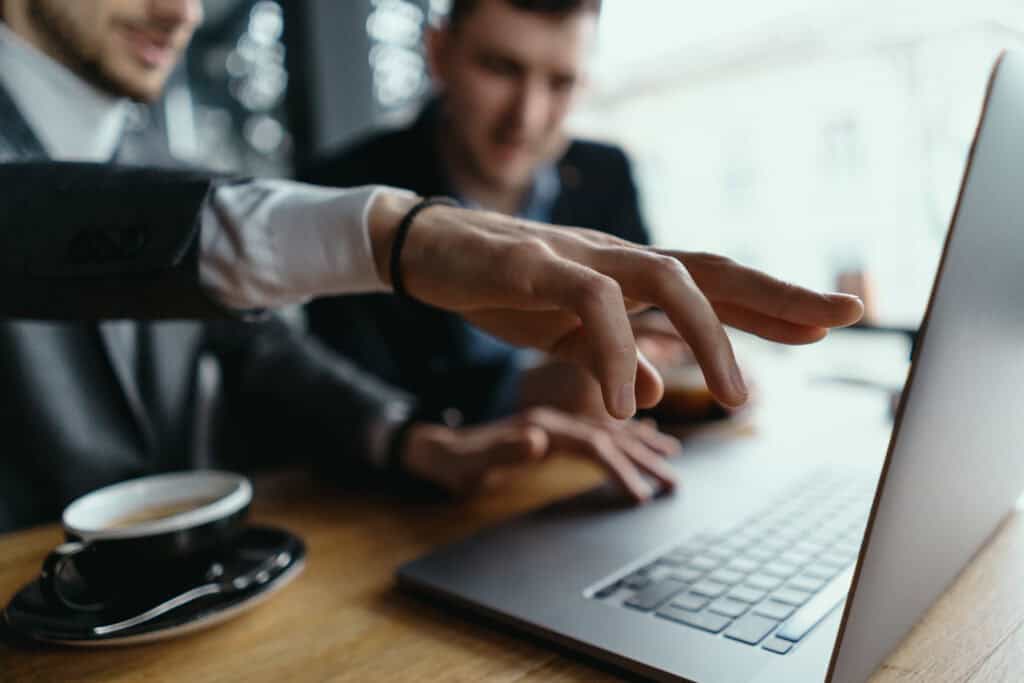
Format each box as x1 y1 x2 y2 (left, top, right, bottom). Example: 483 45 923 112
400 407 680 501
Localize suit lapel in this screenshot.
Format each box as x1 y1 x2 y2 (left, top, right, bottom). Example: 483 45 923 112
97 323 158 453
551 157 584 227
0 81 48 160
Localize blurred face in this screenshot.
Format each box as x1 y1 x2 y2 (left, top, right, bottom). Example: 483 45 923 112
428 0 597 193
22 0 202 101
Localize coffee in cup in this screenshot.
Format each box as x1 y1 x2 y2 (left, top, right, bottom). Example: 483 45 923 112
41 471 252 611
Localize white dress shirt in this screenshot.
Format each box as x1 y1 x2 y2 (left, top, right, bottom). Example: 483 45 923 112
0 21 401 309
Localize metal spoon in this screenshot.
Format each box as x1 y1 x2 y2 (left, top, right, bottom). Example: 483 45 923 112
91 551 292 636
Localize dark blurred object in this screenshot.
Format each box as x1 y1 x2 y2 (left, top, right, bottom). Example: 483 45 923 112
649 364 730 423
283 0 431 170
846 322 920 361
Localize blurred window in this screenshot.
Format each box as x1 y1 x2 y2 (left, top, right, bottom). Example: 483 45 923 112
570 0 1024 325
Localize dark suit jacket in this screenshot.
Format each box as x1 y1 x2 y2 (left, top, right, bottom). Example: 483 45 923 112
0 83 409 532
300 102 650 425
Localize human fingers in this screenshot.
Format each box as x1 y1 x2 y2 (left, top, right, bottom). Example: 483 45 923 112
676 252 864 328
401 421 548 495
713 302 830 344
582 247 747 408
464 309 581 351
635 348 665 409
630 310 684 340
606 427 679 491
620 418 682 456
467 312 663 413
523 408 653 501
456 421 550 469
527 259 640 418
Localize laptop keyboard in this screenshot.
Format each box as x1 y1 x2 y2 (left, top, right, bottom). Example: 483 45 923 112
587 470 876 655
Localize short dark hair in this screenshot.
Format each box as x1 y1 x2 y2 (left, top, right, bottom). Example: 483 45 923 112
447 0 601 29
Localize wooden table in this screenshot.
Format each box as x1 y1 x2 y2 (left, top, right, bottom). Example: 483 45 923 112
2 454 1023 682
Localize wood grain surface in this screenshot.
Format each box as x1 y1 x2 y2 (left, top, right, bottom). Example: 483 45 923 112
1 458 1021 683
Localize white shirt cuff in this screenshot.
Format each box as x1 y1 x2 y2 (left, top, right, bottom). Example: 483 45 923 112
199 179 416 310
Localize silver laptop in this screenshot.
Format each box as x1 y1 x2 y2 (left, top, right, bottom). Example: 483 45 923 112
398 51 1024 683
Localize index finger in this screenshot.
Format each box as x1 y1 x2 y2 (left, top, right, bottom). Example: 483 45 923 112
676 252 865 328
529 257 641 419
582 247 748 407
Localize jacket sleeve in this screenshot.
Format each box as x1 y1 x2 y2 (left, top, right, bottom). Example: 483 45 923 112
207 316 416 478
0 162 238 319
612 149 652 246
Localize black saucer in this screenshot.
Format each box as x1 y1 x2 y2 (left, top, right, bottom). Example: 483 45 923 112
3 525 305 646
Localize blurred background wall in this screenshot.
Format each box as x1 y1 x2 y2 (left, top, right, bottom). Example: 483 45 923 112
570 0 1024 327
158 0 1024 328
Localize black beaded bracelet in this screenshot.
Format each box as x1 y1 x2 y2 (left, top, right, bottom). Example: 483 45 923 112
389 196 460 302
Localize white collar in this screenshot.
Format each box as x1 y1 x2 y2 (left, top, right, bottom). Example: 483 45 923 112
0 21 130 161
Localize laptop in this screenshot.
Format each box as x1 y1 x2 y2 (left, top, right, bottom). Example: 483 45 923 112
398 51 1024 683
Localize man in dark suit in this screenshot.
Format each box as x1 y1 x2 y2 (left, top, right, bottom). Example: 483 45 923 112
303 0 673 452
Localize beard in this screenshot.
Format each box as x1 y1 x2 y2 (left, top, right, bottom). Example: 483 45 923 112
29 0 154 101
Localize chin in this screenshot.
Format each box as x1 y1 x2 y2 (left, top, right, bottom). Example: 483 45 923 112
103 61 172 102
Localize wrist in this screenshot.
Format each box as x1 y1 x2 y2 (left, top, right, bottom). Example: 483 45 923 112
367 189 421 286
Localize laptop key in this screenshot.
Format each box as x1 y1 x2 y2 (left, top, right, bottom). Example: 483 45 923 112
688 555 720 572
802 562 839 580
623 572 652 590
707 598 750 618
624 578 687 611
658 553 691 567
728 585 768 604
778 550 814 567
794 541 826 555
724 614 779 645
777 566 854 642
671 544 704 559
745 573 783 591
761 561 800 578
690 579 729 598
788 574 828 593
771 587 813 607
656 606 732 634
744 547 777 563
691 533 721 545
670 567 705 583
708 568 746 585
774 526 803 542
726 557 761 574
721 535 753 551
753 600 796 621
671 592 710 612
759 538 789 552
705 545 735 561
762 637 794 654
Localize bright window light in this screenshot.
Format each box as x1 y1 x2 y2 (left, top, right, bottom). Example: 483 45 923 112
572 0 1024 325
